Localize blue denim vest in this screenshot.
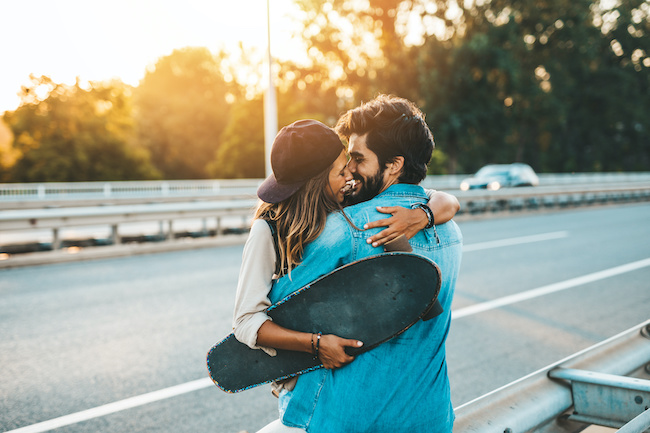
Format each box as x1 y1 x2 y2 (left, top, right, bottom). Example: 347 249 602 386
270 184 463 433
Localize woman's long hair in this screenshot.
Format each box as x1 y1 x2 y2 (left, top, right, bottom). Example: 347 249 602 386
254 167 340 277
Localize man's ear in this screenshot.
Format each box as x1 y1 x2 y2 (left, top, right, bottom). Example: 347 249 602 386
388 156 404 175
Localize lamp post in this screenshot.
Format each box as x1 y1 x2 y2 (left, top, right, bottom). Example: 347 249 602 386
263 0 278 178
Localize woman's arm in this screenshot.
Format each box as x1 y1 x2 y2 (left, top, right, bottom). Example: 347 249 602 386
232 220 277 354
233 220 362 369
363 190 460 247
256 321 363 370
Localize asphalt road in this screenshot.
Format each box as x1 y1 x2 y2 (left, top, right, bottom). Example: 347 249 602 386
1 203 649 433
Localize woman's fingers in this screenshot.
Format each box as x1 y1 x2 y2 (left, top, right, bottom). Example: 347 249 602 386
318 335 363 369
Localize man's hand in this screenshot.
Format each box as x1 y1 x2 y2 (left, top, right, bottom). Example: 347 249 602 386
363 206 427 247
363 192 460 247
318 334 363 369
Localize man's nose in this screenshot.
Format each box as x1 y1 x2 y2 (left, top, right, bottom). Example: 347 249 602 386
346 160 356 173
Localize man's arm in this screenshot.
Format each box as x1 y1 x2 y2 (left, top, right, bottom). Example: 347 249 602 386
363 191 460 247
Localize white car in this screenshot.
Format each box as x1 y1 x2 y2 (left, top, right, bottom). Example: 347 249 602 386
460 163 540 191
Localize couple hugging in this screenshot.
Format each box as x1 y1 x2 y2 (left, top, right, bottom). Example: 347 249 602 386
231 94 462 433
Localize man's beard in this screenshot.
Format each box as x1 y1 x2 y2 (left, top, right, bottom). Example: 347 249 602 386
344 169 385 206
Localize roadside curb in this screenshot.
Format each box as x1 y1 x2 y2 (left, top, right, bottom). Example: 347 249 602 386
0 234 250 269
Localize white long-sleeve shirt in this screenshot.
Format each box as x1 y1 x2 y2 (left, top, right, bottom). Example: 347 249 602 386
231 219 277 356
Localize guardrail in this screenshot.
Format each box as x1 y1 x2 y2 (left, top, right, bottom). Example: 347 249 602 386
2 173 650 209
1 181 649 253
453 320 650 432
0 199 258 251
0 179 263 209
454 183 650 215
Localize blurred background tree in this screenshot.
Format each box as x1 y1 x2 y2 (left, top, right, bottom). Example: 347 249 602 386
0 118 18 182
133 47 235 179
1 0 648 182
2 75 159 182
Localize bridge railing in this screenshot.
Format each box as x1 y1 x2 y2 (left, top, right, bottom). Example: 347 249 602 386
2 173 650 209
452 183 650 215
0 199 258 251
453 320 650 433
1 177 649 253
0 179 263 209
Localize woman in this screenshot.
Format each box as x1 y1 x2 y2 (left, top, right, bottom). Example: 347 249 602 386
231 120 458 421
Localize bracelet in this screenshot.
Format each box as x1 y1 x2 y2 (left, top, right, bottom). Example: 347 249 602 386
412 203 435 229
313 332 322 360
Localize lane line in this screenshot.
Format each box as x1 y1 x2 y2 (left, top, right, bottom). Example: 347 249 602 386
5 378 213 433
463 231 569 252
452 257 650 319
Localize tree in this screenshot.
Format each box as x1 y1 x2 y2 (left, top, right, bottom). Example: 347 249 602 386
408 0 650 173
2 75 159 182
134 47 235 179
207 61 342 179
290 0 650 173
0 118 18 182
293 0 421 103
208 97 265 179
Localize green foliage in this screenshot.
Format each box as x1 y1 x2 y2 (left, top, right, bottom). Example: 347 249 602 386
2 1 648 182
134 47 234 179
208 97 265 179
293 0 650 174
0 118 18 182
293 0 421 103
206 73 343 179
2 76 159 182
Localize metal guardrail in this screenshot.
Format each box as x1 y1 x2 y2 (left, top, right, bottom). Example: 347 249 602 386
453 320 650 433
0 199 258 250
2 173 649 209
0 179 263 209
454 183 650 215
0 181 649 252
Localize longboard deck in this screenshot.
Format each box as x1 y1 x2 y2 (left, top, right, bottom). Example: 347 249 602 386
207 252 441 393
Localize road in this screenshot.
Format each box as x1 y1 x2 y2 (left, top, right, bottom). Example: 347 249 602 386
1 203 649 433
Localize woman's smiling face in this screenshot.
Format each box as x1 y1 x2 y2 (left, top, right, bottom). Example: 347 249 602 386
326 150 353 204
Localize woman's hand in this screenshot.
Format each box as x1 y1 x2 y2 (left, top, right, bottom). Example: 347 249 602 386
257 321 362 370
317 334 363 369
363 206 426 247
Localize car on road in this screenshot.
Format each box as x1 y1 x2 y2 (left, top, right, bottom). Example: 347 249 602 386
460 163 539 191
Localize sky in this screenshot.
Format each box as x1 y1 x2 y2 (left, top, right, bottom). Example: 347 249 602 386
0 0 302 114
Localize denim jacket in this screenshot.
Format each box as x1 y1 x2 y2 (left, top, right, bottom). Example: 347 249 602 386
270 183 463 433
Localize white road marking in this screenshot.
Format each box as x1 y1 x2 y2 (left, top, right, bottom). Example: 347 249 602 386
10 233 648 433
452 257 650 319
5 378 213 433
463 231 569 252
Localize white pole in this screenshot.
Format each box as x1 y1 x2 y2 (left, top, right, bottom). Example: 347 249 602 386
264 0 278 178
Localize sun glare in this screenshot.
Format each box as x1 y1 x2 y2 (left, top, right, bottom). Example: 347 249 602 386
0 0 301 113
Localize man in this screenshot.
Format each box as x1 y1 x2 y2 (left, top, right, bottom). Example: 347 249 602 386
267 95 462 433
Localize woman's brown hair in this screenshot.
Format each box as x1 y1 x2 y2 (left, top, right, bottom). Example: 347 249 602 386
254 167 339 277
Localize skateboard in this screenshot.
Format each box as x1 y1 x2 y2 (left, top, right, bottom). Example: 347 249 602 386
206 252 441 393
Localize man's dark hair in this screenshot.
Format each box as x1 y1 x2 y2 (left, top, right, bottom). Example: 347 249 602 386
335 94 434 184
